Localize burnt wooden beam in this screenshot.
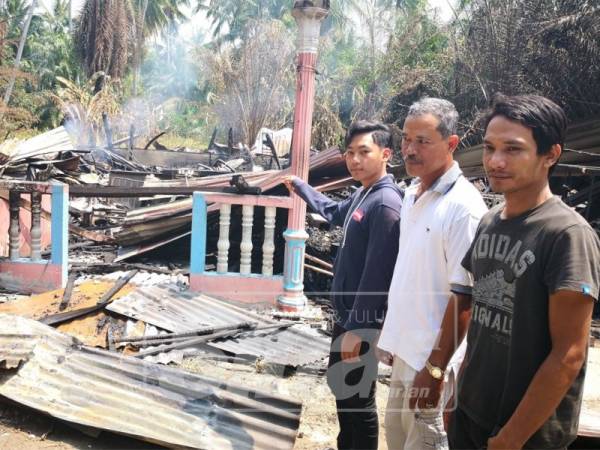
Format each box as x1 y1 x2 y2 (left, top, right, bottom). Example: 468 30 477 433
134 322 298 358
102 112 113 151
58 273 77 311
113 321 258 345
40 270 138 326
143 131 167 150
9 191 20 261
208 127 217 150
68 184 264 197
265 134 281 170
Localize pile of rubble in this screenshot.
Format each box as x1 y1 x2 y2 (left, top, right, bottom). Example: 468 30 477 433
0 124 364 448
0 269 336 449
0 126 355 272
2 122 600 448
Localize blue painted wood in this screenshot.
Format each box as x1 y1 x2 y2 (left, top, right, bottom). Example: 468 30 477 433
50 184 68 282
277 228 309 309
190 192 207 275
282 229 308 291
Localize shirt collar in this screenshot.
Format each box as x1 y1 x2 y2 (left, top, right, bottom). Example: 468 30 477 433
410 161 463 195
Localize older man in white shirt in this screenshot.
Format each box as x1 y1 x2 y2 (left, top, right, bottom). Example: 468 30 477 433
378 98 488 450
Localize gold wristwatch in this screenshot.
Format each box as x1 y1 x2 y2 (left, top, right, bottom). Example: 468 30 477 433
425 360 444 380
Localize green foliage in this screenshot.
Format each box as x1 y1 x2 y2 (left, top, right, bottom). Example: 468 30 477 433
2 0 598 145
0 0 38 134
158 99 215 144
195 0 294 46
136 0 190 36
24 0 82 127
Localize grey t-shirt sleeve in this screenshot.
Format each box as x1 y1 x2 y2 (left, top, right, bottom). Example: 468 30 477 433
544 224 600 300
461 224 480 274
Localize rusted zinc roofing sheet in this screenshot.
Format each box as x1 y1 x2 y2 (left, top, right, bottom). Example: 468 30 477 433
106 285 330 366
0 314 301 450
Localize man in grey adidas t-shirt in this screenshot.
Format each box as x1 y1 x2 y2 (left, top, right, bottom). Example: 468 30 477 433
449 95 600 449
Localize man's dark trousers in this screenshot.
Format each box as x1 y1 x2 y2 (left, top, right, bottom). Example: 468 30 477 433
327 323 379 450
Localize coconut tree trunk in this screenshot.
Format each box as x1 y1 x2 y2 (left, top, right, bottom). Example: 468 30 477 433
132 0 149 96
3 0 37 106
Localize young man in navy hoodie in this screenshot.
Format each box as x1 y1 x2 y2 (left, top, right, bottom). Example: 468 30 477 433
283 121 403 450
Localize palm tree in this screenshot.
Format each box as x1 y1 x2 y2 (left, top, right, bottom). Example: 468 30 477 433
455 0 600 121
194 0 292 46
74 0 134 81
74 0 189 92
131 0 189 94
1 0 36 107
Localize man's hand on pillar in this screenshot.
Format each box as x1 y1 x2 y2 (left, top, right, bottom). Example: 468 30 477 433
282 175 299 193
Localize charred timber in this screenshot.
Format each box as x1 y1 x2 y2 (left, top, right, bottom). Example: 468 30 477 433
68 185 264 197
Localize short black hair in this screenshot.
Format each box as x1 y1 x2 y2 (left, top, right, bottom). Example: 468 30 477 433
484 94 568 155
344 120 392 149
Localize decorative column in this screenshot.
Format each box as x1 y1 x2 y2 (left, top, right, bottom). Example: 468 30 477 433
30 191 42 261
240 205 254 275
216 204 231 274
278 2 329 311
262 206 277 276
8 191 21 261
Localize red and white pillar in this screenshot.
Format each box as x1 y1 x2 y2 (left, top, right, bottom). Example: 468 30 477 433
278 2 329 311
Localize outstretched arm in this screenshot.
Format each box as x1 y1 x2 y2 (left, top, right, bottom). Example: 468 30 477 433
283 175 354 226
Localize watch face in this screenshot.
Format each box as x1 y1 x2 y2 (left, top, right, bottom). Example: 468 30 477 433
432 368 443 379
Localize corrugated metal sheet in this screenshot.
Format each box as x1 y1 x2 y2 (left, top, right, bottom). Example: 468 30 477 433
0 127 73 164
106 285 331 366
0 314 301 449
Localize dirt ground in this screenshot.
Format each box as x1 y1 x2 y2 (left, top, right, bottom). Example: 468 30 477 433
0 356 391 450
179 358 391 450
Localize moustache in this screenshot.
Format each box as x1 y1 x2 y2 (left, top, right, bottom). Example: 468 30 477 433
403 155 422 164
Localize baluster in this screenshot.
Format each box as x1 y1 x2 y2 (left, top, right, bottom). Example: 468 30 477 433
9 191 20 261
262 207 276 276
240 205 254 275
217 204 231 273
30 191 42 260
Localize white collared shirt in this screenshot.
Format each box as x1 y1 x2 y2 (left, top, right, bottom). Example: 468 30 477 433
378 162 488 371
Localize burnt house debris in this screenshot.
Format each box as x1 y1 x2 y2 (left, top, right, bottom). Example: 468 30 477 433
1 113 600 447
0 120 349 448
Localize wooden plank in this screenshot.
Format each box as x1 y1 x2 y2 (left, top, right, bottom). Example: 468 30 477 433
202 192 293 209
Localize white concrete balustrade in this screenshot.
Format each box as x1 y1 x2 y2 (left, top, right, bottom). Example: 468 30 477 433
189 192 292 303
262 206 276 276
216 204 231 273
240 205 254 275
214 203 278 276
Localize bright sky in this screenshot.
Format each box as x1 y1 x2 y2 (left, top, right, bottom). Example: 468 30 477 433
430 0 455 22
